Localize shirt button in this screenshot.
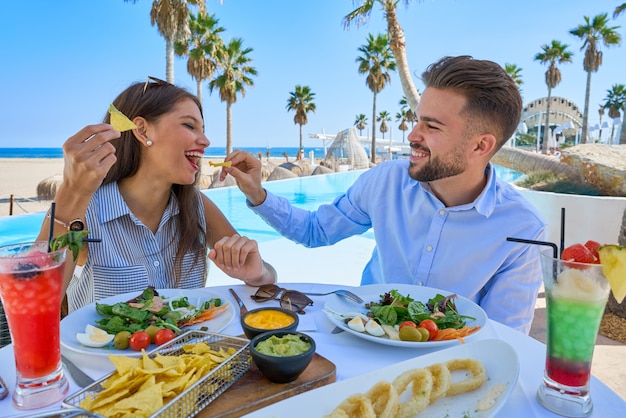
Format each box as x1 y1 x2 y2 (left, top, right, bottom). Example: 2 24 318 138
417 281 423 286
153 260 160 267
426 245 433 251
439 209 445 216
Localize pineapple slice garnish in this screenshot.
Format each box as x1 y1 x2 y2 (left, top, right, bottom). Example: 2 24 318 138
109 104 137 132
598 245 626 303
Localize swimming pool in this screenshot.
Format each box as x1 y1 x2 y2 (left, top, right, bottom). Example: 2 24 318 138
0 166 523 246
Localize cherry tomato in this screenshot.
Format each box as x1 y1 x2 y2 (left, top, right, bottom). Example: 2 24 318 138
154 328 176 346
418 319 439 340
129 331 151 351
398 321 417 331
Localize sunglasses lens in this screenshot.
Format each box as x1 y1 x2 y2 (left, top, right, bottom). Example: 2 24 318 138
251 284 280 302
280 292 313 313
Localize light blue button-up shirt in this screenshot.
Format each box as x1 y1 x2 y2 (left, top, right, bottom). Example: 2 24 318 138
249 160 546 334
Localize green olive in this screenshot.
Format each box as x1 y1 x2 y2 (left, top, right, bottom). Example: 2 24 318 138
113 331 132 350
416 327 430 341
399 326 423 342
144 325 161 343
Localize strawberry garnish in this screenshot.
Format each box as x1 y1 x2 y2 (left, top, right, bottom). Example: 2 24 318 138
561 243 596 264
584 240 601 263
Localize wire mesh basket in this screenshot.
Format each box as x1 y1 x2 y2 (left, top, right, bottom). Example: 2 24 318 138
62 331 251 418
0 298 11 348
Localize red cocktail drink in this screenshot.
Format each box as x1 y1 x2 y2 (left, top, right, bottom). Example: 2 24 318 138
537 250 610 417
0 242 69 409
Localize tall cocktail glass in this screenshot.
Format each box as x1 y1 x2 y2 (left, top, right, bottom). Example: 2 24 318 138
537 249 610 417
0 241 69 409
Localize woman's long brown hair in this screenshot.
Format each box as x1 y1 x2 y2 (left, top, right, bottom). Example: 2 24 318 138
102 80 206 286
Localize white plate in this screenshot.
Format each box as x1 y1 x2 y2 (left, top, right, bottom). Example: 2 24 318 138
246 338 519 418
324 284 487 348
61 288 234 357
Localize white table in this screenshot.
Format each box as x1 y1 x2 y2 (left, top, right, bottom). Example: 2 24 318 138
1 283 624 417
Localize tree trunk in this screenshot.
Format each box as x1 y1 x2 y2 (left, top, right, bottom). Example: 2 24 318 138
371 92 377 164
196 79 203 103
385 7 420 111
166 38 175 84
542 89 552 155
226 101 233 155
606 207 626 317
581 70 592 144
299 123 303 151
491 146 581 180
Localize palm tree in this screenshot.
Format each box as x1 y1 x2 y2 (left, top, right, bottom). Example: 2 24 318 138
396 109 409 143
399 95 416 128
209 38 257 155
377 110 391 139
598 105 605 142
569 14 622 143
534 40 573 154
615 3 626 19
505 63 524 96
149 0 207 83
356 33 396 163
354 114 368 136
603 84 626 144
286 85 316 152
174 12 225 103
343 0 420 111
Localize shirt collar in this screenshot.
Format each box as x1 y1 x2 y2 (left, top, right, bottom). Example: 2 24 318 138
419 163 498 217
97 182 179 224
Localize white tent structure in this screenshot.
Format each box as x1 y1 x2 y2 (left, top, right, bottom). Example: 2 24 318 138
323 127 370 170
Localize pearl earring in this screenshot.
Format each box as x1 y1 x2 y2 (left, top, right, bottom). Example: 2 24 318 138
146 140 153 147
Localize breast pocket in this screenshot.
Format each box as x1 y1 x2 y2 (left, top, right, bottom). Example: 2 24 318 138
92 265 149 300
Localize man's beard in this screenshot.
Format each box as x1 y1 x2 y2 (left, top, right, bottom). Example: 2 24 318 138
408 146 467 182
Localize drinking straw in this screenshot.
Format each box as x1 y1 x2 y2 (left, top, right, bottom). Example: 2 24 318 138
559 207 565 258
47 202 56 252
506 237 558 259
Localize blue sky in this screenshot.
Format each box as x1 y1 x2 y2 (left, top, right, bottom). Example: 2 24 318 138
0 0 623 149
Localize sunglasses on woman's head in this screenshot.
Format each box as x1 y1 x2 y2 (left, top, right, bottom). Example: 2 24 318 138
142 76 169 94
250 284 314 314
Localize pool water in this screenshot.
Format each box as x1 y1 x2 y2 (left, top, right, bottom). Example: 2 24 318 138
0 166 523 246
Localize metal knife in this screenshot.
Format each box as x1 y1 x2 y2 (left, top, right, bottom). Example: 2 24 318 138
62 354 95 388
229 288 248 316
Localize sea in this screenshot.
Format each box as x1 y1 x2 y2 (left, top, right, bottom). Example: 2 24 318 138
0 147 327 159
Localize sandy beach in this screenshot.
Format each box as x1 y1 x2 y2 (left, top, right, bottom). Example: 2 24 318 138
0 158 65 217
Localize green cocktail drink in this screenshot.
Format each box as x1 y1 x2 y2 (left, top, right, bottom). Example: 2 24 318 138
537 250 610 417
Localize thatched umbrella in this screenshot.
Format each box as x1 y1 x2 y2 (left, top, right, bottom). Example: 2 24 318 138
37 175 63 201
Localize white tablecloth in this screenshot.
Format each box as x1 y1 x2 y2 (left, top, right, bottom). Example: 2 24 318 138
1 283 624 417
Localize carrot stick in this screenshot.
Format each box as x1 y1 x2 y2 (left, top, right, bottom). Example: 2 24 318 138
179 303 229 327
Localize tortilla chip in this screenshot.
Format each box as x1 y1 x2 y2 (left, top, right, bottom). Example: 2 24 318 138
109 104 137 132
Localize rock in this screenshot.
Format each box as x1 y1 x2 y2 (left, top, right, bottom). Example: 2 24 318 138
209 174 237 188
267 167 298 181
560 145 626 197
312 165 334 175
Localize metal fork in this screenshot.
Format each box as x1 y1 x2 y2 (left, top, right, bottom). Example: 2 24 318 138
300 289 364 304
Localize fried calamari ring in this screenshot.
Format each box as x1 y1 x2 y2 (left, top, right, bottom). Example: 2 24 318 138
391 368 433 418
365 381 399 418
426 362 452 402
445 358 487 396
324 393 376 418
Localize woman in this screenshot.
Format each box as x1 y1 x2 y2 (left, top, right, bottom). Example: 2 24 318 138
38 77 276 312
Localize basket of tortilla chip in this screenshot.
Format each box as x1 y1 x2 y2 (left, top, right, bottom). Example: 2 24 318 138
62 330 251 418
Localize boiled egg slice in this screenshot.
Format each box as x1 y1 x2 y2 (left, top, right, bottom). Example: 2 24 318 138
347 316 366 332
364 319 385 337
76 324 114 348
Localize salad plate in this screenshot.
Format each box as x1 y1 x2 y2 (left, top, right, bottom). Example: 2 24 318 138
323 283 487 348
246 338 519 418
60 288 234 357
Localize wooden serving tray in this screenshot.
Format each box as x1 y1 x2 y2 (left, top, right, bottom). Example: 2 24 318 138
201 352 336 417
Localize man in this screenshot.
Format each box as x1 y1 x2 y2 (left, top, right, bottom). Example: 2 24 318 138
222 56 546 334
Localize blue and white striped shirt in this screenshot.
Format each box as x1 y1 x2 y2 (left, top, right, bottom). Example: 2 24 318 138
67 182 207 312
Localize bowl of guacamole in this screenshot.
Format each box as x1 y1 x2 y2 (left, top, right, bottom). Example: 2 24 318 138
250 331 316 383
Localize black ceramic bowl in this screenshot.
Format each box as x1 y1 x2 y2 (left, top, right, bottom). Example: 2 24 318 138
250 331 316 383
240 307 299 340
